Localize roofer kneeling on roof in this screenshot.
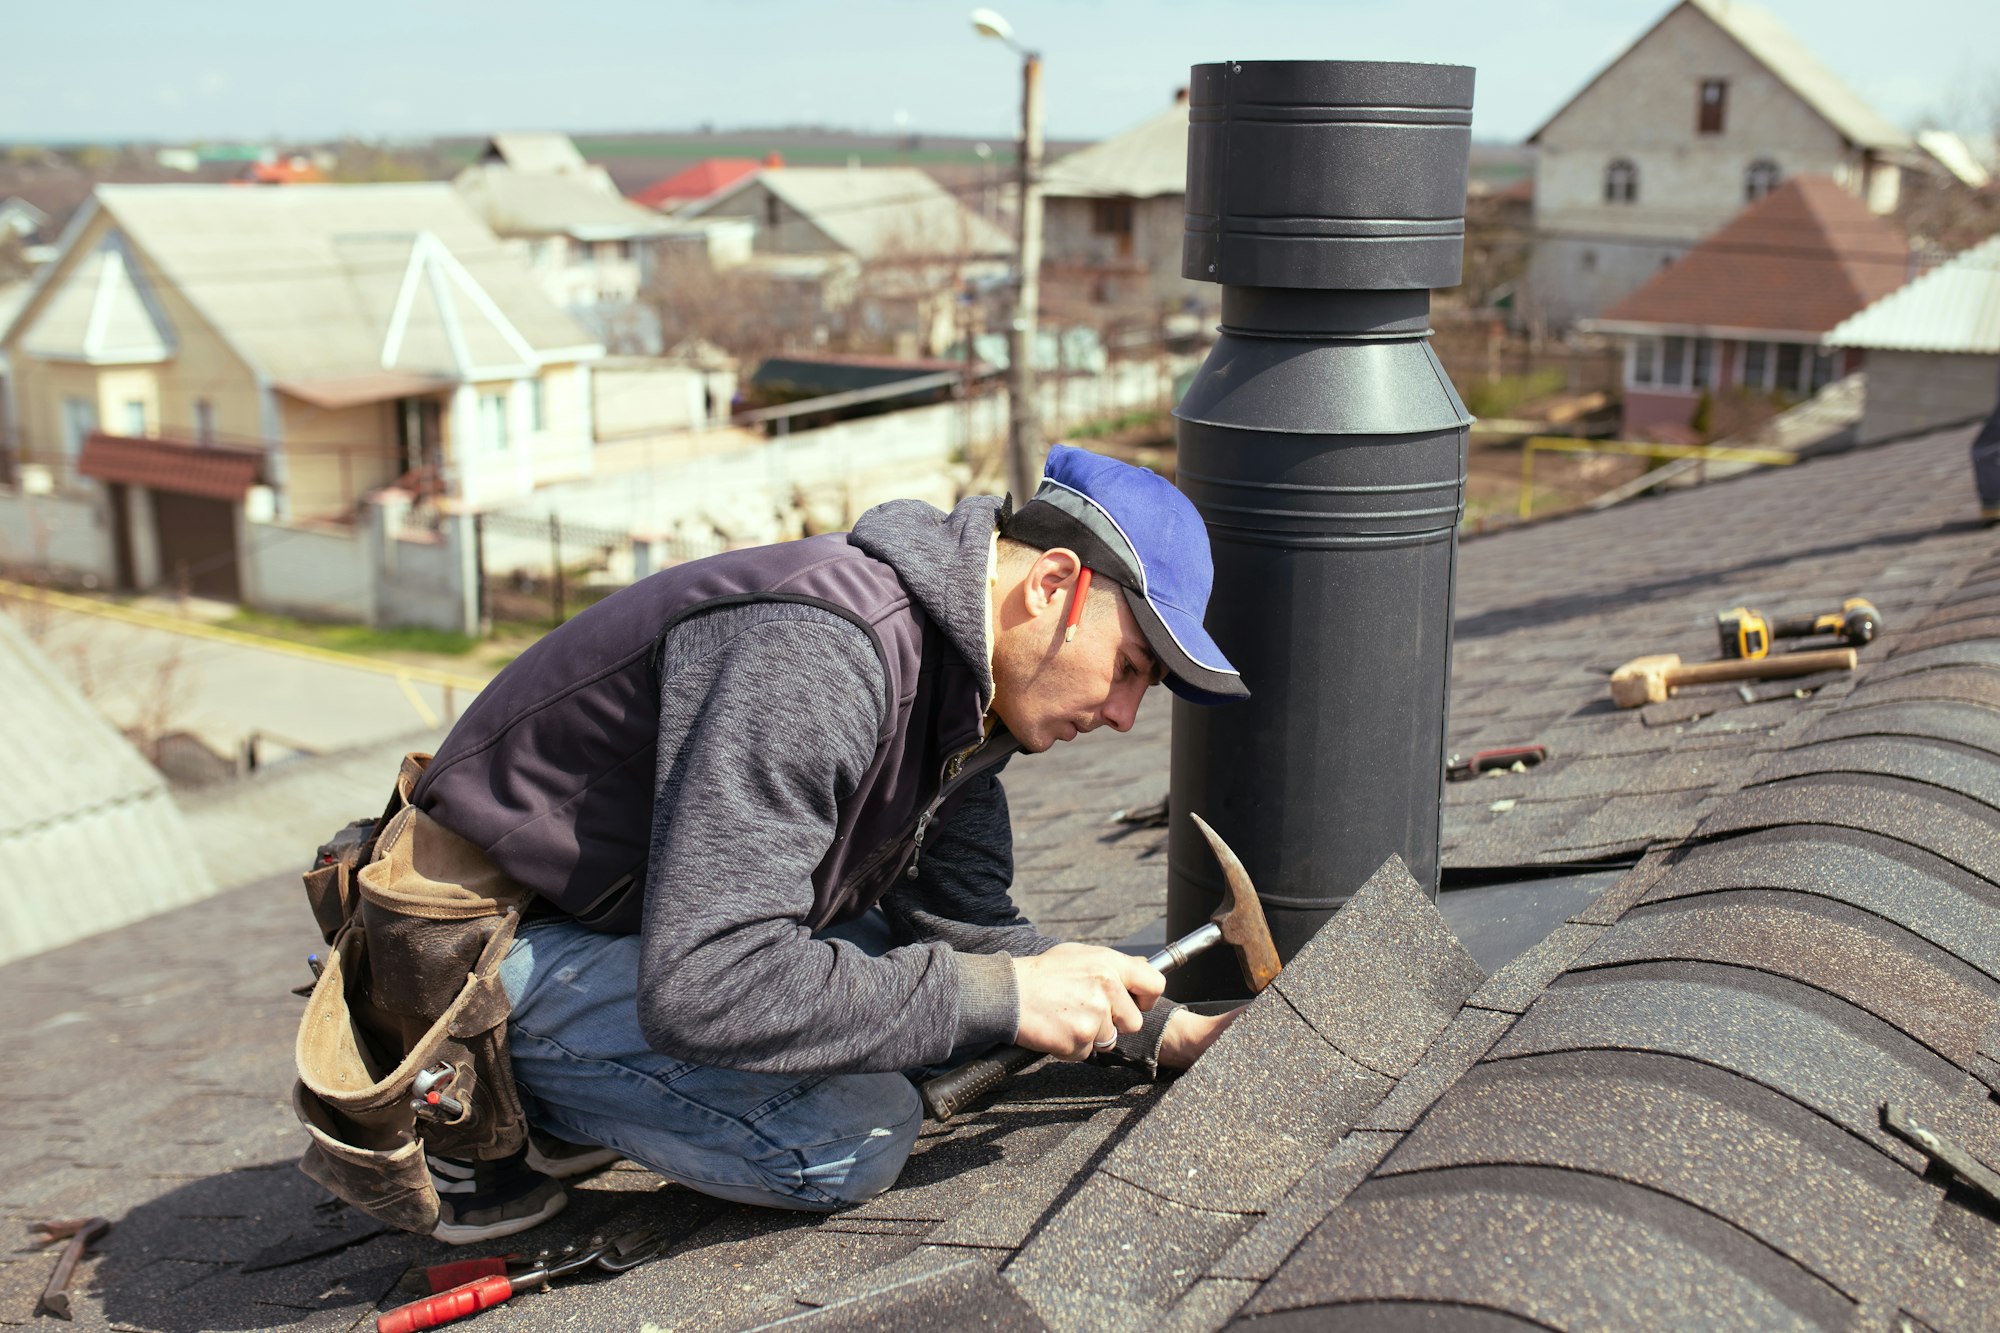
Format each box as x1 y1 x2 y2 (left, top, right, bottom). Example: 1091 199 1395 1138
290 445 1249 1244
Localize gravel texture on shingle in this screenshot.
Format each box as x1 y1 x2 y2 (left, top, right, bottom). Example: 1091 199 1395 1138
759 1254 1047 1332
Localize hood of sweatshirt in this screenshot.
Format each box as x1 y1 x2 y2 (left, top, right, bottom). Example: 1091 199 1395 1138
848 494 1004 706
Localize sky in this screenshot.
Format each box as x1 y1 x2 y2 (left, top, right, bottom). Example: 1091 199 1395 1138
1 0 1994 146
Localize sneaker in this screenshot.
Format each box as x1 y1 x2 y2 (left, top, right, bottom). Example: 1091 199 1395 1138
524 1128 622 1180
429 1150 567 1246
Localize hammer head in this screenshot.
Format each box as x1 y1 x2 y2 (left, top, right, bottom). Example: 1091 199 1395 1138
1611 652 1681 708
1189 813 1283 994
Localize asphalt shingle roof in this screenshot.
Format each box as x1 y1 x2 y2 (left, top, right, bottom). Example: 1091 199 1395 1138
6 420 2000 1330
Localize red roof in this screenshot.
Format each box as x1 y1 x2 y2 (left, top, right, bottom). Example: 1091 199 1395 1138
631 158 761 211
77 433 264 501
1597 176 1911 336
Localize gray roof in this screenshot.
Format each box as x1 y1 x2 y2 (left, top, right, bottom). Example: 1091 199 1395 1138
26 184 604 382
1532 0 1911 150
453 163 673 241
0 609 215 967
688 167 1012 261
9 420 2000 1328
479 132 590 176
1042 99 1190 200
1828 234 2000 355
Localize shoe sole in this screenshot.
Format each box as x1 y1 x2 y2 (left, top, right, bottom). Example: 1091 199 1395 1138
524 1141 622 1180
431 1185 568 1246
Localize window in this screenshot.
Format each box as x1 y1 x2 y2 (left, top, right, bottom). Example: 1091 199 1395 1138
61 397 98 462
1630 336 1658 385
124 400 148 436
1743 341 1768 386
1809 348 1838 393
617 238 636 261
1775 342 1803 394
527 378 546 432
1604 158 1638 204
573 238 595 266
765 194 781 229
1662 335 1687 386
1698 79 1728 134
1690 337 1716 388
480 390 510 452
1745 159 1781 202
1089 198 1134 236
194 399 216 446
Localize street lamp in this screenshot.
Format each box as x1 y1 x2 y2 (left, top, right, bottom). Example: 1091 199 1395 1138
972 7 1044 505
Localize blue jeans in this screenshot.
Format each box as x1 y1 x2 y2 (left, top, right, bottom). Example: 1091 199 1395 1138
497 916 924 1212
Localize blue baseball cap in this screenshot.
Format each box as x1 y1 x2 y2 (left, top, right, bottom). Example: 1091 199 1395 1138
1001 444 1248 705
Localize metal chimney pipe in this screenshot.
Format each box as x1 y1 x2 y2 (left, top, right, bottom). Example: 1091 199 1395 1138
1165 60 1475 1001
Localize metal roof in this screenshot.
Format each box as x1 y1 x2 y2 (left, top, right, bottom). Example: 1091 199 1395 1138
1042 99 1190 200
1827 233 2000 355
0 610 217 967
452 163 673 241
685 167 1012 262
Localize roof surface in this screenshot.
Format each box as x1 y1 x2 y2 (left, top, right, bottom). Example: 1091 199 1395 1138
0 609 215 968
40 184 602 382
632 158 762 210
688 167 1013 261
1593 176 1910 336
479 132 591 176
1828 233 2000 355
5 422 2000 1329
1530 0 1911 150
76 432 265 500
1042 99 1190 200
453 164 672 240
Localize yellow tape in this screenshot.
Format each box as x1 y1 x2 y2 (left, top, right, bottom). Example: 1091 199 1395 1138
0 579 490 692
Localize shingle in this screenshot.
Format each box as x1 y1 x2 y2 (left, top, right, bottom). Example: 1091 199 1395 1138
1206 1132 1402 1282
1655 827 2000 979
1752 735 2000 811
1569 853 1675 925
1153 1278 1257 1333
1003 1172 1251 1333
1883 630 2000 663
1579 890 2000 1068
1377 1049 1938 1302
1243 1164 1857 1330
1488 960 1977 1164
1358 1009 1517 1132
1697 773 2000 884
1463 924 1608 1014
759 1255 1047 1332
1803 699 2000 753
1230 1300 1554 1330
1851 668 2000 711
922 1095 1152 1251
1910 594 2000 629
1268 855 1485 1078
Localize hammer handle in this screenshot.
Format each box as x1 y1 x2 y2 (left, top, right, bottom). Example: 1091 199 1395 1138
1671 647 1855 687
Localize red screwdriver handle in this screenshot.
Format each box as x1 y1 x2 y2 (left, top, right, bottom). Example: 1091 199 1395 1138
424 1257 511 1293
377 1275 515 1333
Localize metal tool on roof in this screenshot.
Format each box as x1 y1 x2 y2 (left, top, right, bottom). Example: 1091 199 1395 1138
1883 1101 2000 1210
32 1216 109 1321
1717 597 1881 659
1609 648 1857 709
374 1225 669 1332
920 813 1280 1122
1447 744 1549 781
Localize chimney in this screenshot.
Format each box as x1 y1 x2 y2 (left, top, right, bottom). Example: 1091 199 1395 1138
763 152 785 169
1166 60 1476 999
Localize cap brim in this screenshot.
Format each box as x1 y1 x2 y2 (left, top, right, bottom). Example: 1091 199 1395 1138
1120 586 1249 706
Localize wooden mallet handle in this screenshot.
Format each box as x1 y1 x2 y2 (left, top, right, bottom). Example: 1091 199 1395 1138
1612 647 1856 708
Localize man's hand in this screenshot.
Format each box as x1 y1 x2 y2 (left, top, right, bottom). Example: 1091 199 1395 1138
1157 1006 1243 1070
1012 944 1165 1061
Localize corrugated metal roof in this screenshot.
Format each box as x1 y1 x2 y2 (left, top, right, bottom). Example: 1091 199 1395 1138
76 183 602 382
76 432 265 500
689 167 1012 262
1043 99 1190 200
0 610 217 967
1827 234 2000 354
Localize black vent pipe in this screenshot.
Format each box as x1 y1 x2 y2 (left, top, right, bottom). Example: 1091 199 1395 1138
1166 60 1475 1001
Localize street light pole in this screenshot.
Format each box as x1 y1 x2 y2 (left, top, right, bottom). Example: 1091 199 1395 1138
974 8 1045 503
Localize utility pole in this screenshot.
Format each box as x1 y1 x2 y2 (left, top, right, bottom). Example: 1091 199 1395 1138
973 8 1044 503
1008 50 1045 503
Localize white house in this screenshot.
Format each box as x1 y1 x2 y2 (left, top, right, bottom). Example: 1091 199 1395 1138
1828 233 2000 445
1525 0 1913 329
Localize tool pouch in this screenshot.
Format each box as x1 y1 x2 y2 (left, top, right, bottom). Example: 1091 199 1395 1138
291 753 535 1236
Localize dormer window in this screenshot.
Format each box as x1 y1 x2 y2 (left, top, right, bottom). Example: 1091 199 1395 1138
1699 79 1728 134
1604 158 1638 204
1745 159 1781 202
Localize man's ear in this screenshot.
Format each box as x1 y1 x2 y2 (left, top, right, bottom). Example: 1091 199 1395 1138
1025 547 1082 618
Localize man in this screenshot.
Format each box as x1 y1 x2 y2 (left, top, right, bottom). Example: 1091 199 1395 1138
411 445 1248 1240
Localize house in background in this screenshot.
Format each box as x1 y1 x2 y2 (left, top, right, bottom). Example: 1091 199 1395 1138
1526 0 1913 329
453 132 673 349
0 183 603 598
678 165 1011 356
1040 90 1208 315
1581 176 1908 440
1828 232 2000 446
631 157 764 213
1 196 58 267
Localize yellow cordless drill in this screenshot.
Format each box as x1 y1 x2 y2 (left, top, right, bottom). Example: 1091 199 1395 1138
1716 597 1881 660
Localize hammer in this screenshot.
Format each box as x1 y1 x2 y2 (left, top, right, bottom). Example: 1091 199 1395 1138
920 813 1281 1122
1610 646 1856 709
